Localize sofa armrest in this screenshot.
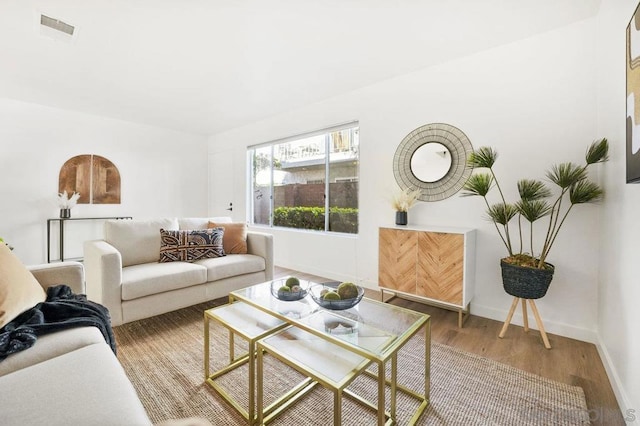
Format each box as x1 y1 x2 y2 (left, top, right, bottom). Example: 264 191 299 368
27 262 85 295
246 231 274 280
83 240 124 326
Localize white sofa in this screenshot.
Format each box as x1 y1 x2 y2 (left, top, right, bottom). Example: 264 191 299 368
0 261 151 425
83 217 274 326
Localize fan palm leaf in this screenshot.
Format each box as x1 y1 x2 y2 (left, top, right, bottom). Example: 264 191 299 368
468 147 498 168
570 180 604 204
516 199 552 222
546 163 587 189
517 179 551 201
462 173 493 197
585 138 609 165
486 203 518 225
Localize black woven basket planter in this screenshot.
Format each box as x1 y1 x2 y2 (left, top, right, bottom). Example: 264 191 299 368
500 259 555 299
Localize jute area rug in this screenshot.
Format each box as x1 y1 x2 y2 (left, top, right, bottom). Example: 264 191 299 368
113 301 590 425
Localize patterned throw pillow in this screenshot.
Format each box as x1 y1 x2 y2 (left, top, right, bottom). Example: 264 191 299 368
159 228 225 263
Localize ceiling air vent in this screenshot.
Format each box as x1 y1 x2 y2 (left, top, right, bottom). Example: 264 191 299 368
41 15 74 35
39 14 77 42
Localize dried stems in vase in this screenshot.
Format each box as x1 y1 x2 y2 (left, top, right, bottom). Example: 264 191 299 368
391 188 422 212
57 191 80 209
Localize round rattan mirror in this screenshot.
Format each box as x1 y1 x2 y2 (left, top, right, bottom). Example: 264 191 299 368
393 123 473 201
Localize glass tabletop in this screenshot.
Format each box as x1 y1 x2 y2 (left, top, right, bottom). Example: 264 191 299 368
231 280 429 360
205 302 285 339
260 326 372 384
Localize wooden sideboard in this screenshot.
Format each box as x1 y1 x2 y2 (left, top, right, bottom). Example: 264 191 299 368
378 225 476 327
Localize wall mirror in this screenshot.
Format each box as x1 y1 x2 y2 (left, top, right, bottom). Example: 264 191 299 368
393 123 474 201
410 142 452 183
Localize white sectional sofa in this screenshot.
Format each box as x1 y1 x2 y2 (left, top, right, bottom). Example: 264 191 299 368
0 261 151 426
83 217 274 326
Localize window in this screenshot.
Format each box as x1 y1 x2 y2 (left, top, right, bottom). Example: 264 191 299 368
249 123 359 234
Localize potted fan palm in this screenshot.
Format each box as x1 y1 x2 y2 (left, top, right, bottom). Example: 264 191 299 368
462 138 608 299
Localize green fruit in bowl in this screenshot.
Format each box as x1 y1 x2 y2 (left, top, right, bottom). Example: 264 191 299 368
286 277 300 288
323 291 341 301
337 282 359 299
278 285 291 293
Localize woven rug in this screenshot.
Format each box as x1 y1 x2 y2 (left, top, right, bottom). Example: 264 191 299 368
113 301 590 425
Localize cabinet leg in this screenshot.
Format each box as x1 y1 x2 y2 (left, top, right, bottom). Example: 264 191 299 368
499 297 520 338
457 303 471 328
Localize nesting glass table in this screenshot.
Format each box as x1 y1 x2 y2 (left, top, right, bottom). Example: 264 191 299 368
205 280 431 425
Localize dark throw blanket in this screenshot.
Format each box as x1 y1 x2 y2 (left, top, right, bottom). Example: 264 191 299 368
0 285 115 361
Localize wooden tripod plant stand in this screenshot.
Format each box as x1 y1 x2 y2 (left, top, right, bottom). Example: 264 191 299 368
499 297 551 349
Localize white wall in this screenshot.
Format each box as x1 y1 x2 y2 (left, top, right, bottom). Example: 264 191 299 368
209 18 602 341
596 0 640 420
0 98 209 265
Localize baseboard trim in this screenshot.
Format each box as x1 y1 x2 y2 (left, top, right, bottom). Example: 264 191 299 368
468 303 598 344
596 337 638 424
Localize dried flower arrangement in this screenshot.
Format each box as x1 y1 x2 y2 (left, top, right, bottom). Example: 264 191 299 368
391 188 422 212
57 191 81 209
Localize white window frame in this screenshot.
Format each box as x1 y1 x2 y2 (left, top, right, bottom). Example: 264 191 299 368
248 121 359 234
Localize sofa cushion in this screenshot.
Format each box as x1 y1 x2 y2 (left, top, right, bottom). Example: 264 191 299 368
195 254 266 282
0 327 104 377
208 222 248 254
0 244 46 328
178 217 232 230
159 228 225 262
0 343 151 426
105 218 178 267
121 262 207 301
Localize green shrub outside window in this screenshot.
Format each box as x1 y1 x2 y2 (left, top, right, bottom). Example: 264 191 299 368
273 207 358 234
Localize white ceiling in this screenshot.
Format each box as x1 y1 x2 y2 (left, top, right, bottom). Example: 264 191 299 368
0 0 601 135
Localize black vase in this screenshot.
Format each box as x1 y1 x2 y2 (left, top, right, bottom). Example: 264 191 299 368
60 208 71 219
395 211 408 226
500 259 554 299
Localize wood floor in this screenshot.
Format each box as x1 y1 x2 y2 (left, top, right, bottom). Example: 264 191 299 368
274 266 624 426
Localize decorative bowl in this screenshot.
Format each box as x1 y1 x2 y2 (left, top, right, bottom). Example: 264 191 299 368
270 277 309 301
309 282 364 310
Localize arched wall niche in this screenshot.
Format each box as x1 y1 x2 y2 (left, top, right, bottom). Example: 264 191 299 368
58 154 121 204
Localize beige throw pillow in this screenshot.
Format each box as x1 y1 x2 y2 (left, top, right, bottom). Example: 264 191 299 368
208 222 248 254
0 244 47 328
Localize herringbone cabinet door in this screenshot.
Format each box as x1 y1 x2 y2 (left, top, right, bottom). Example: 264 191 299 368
417 232 464 304
379 228 417 293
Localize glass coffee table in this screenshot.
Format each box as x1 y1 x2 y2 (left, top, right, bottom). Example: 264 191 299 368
230 281 431 425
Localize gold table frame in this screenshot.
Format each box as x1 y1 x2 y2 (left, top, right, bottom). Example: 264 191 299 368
204 302 287 424
257 325 390 425
229 283 431 425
